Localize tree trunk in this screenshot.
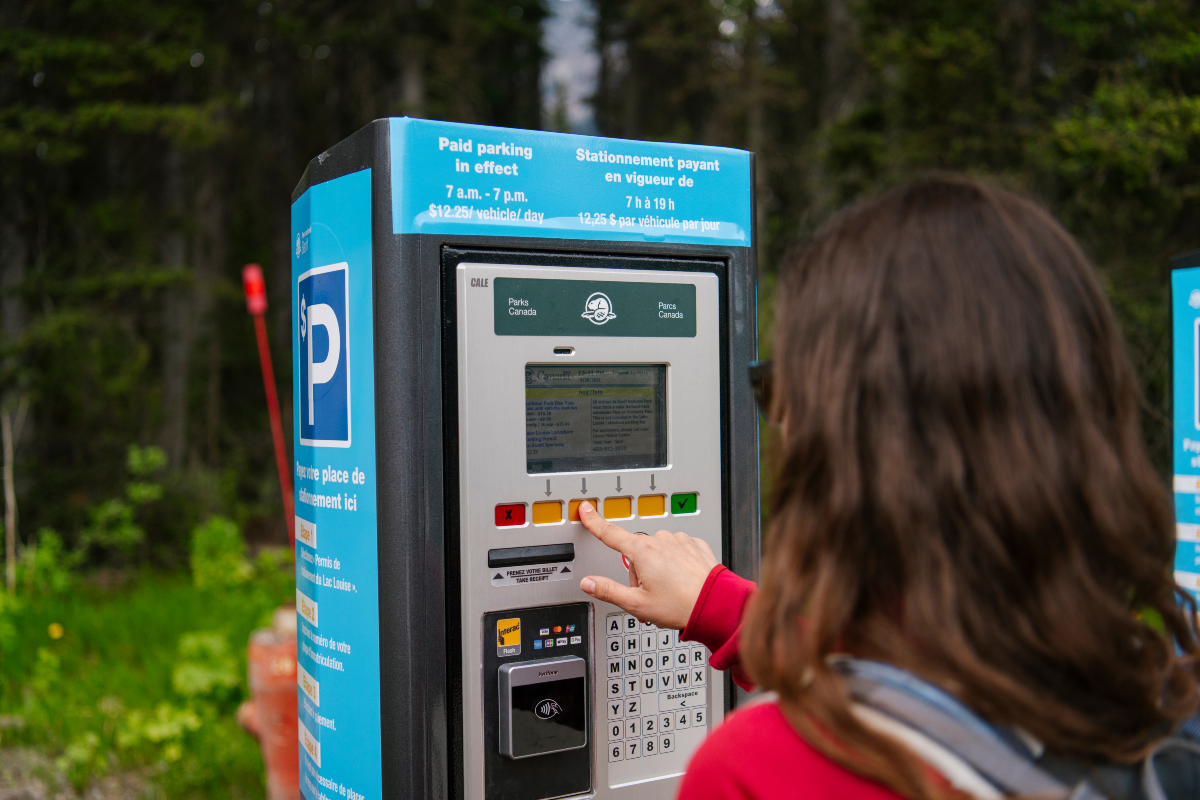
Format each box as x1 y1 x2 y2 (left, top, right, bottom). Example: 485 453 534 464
1 169 28 581
823 0 861 123
192 154 226 467
744 16 767 266
272 74 297 488
1 184 26 357
806 0 866 220
160 145 192 468
402 51 426 118
2 399 25 594
3 410 13 593
399 0 427 119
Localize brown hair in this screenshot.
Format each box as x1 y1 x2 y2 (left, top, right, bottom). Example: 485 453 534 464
741 175 1200 799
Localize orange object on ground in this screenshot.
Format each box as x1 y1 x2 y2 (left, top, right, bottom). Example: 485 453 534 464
240 607 300 800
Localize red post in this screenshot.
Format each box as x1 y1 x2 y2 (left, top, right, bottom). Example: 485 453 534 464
243 264 295 552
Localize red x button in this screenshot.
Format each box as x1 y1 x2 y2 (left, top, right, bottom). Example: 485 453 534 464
495 504 526 527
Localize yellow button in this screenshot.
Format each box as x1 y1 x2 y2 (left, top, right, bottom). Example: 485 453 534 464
531 501 562 525
603 497 632 519
637 495 666 517
568 498 599 521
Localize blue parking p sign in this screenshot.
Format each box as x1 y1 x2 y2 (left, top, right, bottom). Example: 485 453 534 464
299 262 350 447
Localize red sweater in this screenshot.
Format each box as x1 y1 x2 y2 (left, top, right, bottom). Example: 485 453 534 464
676 566 905 800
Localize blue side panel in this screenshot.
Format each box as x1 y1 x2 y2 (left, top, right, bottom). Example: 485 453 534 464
291 168 382 800
1171 267 1200 602
390 117 752 246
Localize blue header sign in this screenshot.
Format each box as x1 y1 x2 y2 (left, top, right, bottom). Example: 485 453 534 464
292 168 382 800
389 117 752 246
1172 266 1200 602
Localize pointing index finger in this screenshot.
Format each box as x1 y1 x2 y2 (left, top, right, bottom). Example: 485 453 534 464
578 501 638 554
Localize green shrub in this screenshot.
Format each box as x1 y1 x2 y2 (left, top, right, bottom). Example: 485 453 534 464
190 516 253 589
172 631 240 704
18 528 77 596
77 499 143 553
0 561 294 797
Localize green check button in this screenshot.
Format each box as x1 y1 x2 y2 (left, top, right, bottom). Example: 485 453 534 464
671 493 698 514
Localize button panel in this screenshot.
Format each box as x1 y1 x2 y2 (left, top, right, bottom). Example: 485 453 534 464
531 501 563 524
495 503 527 527
670 493 698 515
500 492 699 530
637 494 666 517
603 612 709 784
568 498 600 522
603 496 633 519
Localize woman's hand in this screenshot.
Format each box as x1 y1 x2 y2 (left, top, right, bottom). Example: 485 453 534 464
576 500 719 630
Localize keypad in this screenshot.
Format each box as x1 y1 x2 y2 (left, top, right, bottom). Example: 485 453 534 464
604 612 709 763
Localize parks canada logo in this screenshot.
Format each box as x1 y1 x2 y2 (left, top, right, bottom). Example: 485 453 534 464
581 292 616 325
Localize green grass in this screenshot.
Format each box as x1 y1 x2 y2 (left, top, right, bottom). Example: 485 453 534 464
0 550 293 798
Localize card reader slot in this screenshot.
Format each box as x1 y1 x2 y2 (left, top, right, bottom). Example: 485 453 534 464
488 543 575 569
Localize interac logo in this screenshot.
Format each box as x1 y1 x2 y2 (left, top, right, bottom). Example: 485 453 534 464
497 618 521 647
299 263 351 448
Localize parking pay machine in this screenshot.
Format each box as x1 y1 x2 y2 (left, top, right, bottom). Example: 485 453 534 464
290 118 759 800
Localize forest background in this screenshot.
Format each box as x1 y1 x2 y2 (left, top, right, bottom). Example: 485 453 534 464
1 0 1199 796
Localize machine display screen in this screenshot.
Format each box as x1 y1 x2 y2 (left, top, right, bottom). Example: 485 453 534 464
525 365 667 474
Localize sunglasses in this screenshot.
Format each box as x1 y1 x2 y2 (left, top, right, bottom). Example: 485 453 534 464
749 360 775 421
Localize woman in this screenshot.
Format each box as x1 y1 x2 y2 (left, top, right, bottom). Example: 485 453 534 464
574 176 1200 799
